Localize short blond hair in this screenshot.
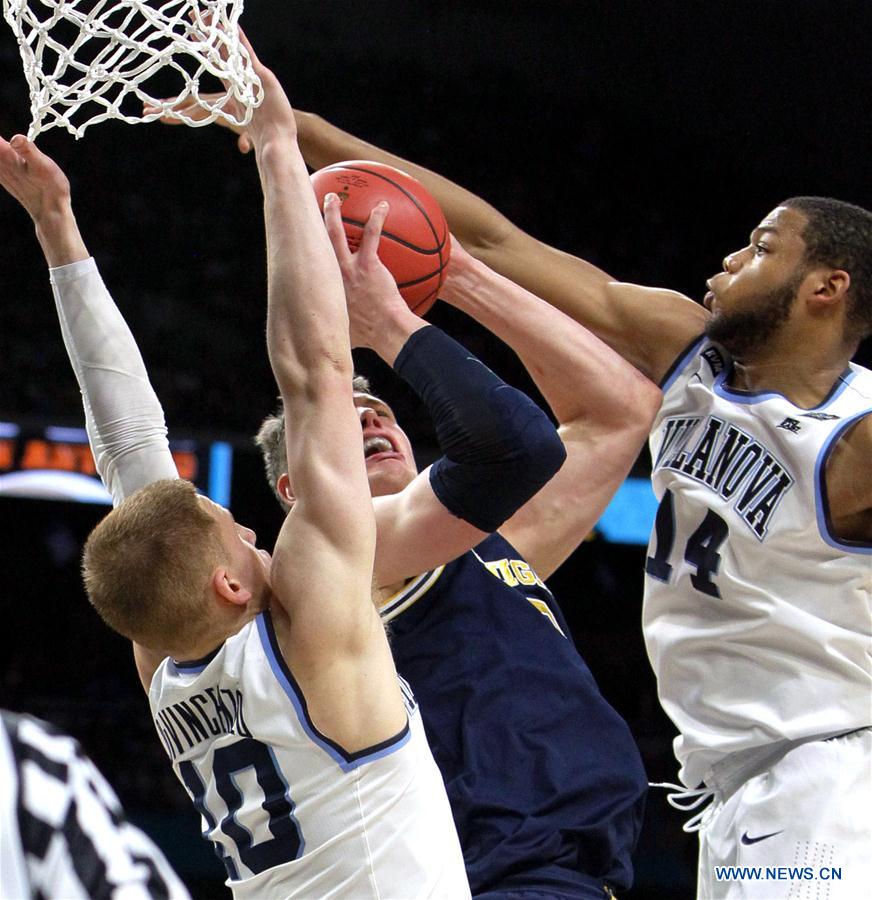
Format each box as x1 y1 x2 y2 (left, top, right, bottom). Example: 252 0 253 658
82 479 223 650
255 374 372 512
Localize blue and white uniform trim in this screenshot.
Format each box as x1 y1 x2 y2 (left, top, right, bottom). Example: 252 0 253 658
815 406 872 553
660 336 706 392
255 612 411 771
714 364 858 407
169 646 222 676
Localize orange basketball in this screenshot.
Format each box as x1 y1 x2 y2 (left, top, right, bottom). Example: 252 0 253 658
311 160 450 316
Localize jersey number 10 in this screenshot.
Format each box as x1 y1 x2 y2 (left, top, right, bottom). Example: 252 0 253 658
179 737 303 880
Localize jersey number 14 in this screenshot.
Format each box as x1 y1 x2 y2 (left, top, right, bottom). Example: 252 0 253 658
645 489 729 598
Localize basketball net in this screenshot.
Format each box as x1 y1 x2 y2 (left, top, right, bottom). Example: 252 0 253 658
2 0 262 139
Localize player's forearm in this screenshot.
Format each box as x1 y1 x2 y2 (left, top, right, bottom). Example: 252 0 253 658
443 253 661 426
51 259 177 505
295 110 511 251
256 135 353 390
33 201 89 268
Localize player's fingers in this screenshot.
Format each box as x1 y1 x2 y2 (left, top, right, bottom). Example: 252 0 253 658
143 103 186 124
144 94 220 120
236 25 263 69
9 134 38 166
143 97 245 136
359 202 388 259
188 8 233 69
194 14 262 76
187 6 215 47
323 194 351 265
0 136 16 175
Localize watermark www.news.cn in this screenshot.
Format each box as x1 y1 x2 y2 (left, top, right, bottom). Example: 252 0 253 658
715 866 843 883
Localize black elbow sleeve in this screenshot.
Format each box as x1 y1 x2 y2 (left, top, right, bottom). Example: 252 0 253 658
393 326 564 533
428 385 565 532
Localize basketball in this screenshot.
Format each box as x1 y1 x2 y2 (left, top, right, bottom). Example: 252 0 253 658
310 160 450 316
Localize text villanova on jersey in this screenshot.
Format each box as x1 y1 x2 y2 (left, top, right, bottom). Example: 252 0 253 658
654 415 795 540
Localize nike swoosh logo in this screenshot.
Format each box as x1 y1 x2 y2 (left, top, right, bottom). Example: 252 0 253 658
741 830 783 845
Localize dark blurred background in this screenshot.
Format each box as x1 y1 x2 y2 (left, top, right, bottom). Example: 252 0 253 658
1 1 870 897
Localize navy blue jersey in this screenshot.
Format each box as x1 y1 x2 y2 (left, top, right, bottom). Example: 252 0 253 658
381 533 647 897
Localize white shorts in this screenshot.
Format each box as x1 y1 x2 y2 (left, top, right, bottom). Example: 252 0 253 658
696 729 872 899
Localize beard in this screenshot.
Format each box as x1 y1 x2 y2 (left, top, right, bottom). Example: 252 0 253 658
704 276 799 359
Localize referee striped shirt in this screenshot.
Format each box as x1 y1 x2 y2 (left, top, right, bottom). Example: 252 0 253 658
0 710 189 899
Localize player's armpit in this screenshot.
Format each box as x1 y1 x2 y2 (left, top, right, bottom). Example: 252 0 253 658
824 412 872 542
267 545 408 755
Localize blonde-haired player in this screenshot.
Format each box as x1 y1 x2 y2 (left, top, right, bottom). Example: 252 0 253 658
0 33 470 899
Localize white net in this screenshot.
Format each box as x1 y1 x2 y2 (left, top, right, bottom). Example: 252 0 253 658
2 0 262 139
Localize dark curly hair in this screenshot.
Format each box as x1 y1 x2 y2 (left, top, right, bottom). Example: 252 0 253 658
782 196 872 343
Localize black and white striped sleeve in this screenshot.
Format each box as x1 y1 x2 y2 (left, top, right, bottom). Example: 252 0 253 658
0 711 190 900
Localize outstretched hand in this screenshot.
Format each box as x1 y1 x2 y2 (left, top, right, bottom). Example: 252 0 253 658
0 135 86 266
144 92 254 154
0 135 71 224
324 195 425 357
232 27 296 148
143 24 291 152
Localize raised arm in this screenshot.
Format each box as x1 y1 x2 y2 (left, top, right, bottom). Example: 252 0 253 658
245 45 405 749
0 135 177 687
292 111 708 383
0 137 178 503
441 242 662 577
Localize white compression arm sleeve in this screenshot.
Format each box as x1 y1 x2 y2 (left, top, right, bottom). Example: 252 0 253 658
50 258 178 507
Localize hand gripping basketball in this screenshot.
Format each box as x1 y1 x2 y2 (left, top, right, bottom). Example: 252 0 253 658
324 194 416 350
311 161 450 316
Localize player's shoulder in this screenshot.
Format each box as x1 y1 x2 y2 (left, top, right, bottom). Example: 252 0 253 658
846 359 872 398
830 361 872 433
604 282 709 383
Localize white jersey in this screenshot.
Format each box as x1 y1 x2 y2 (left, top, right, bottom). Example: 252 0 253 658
149 611 470 899
645 338 872 789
